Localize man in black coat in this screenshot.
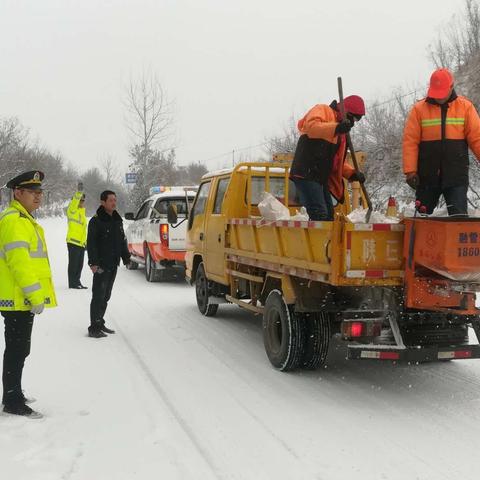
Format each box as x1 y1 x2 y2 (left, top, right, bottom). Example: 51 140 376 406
87 190 130 338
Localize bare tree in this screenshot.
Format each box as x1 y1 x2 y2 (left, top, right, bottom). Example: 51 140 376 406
264 115 299 157
124 70 174 154
100 154 120 184
429 0 480 71
124 70 176 207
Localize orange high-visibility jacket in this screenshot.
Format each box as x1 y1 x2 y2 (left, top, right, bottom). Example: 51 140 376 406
403 93 480 187
290 103 355 200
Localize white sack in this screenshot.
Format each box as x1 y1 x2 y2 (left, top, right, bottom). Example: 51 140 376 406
258 192 290 221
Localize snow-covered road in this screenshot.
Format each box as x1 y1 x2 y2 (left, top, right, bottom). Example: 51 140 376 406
2 218 480 480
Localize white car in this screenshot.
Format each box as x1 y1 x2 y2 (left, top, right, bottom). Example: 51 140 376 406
124 186 196 281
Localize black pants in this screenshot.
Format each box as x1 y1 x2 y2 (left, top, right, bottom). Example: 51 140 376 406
2 311 34 407
67 243 85 287
416 184 468 216
89 267 117 332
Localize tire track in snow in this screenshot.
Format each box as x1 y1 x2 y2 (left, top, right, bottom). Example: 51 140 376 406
113 321 224 480
112 284 303 455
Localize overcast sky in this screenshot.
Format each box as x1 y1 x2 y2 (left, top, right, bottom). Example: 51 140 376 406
0 0 466 177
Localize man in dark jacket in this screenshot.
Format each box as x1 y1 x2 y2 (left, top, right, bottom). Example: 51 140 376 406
87 190 130 338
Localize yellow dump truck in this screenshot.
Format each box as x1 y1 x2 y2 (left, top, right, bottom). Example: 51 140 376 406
176 160 480 371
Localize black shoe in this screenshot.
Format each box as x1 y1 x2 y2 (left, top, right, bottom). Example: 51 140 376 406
21 392 36 404
88 330 107 338
70 284 88 289
100 326 116 334
3 403 43 418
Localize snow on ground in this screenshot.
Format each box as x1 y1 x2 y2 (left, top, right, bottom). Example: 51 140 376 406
1 217 480 480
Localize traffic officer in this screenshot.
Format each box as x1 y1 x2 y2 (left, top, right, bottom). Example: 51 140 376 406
66 181 87 289
0 171 57 417
403 68 480 215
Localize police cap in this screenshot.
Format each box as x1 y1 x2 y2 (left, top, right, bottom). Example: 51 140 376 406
6 171 45 190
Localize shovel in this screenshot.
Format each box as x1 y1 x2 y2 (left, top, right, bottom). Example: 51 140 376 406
337 76 373 223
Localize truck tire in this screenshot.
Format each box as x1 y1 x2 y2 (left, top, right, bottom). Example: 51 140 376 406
145 248 162 282
263 290 305 371
195 262 218 317
301 312 331 370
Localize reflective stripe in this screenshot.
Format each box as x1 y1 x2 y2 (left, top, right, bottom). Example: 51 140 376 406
4 241 29 252
421 117 465 127
68 218 84 225
32 228 47 258
68 238 83 245
421 119 441 126
22 282 41 294
0 210 19 221
30 251 48 258
0 251 4 258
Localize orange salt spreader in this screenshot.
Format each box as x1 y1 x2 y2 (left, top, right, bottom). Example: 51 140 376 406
403 216 480 315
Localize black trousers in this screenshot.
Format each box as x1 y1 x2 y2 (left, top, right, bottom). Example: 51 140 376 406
67 243 85 287
2 311 34 407
416 184 468 216
89 267 117 332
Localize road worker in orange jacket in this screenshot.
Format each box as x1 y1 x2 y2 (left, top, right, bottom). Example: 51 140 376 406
403 68 480 215
290 95 366 220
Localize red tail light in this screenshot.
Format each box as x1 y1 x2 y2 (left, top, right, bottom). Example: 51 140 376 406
343 321 364 337
341 321 382 338
160 224 169 247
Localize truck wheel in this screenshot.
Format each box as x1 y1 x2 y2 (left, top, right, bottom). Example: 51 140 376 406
263 290 305 371
301 312 331 370
145 249 162 282
195 262 218 317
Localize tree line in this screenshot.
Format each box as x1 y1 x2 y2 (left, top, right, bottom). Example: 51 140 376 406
0 117 129 216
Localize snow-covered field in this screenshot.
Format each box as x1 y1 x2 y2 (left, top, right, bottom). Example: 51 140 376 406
2 217 480 480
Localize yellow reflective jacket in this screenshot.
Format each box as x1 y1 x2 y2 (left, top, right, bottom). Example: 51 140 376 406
0 200 57 311
66 191 87 247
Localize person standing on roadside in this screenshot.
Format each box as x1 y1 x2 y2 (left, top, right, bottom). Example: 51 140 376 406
87 190 130 338
66 182 87 289
0 171 57 418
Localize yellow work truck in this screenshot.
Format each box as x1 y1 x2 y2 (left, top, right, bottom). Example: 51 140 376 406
172 160 480 371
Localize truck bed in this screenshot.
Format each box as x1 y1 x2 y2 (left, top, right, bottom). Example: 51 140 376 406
227 217 405 287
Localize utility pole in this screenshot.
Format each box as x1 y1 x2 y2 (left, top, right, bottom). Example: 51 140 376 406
232 149 235 167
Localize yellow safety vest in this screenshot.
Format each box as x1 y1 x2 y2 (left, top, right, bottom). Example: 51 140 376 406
0 200 57 311
66 191 87 247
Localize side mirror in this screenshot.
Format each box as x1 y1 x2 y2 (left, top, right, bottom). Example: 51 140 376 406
167 204 178 224
124 212 135 220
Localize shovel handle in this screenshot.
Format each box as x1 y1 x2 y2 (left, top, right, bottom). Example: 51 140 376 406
337 76 373 220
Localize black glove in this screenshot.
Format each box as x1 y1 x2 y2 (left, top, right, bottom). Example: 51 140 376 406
406 173 419 190
349 171 365 183
335 119 353 135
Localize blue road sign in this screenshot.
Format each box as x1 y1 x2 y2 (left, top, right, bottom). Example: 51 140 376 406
125 172 138 184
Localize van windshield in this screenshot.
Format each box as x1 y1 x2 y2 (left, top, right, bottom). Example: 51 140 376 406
151 197 194 219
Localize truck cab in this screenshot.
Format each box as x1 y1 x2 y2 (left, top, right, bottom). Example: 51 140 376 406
125 186 196 281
